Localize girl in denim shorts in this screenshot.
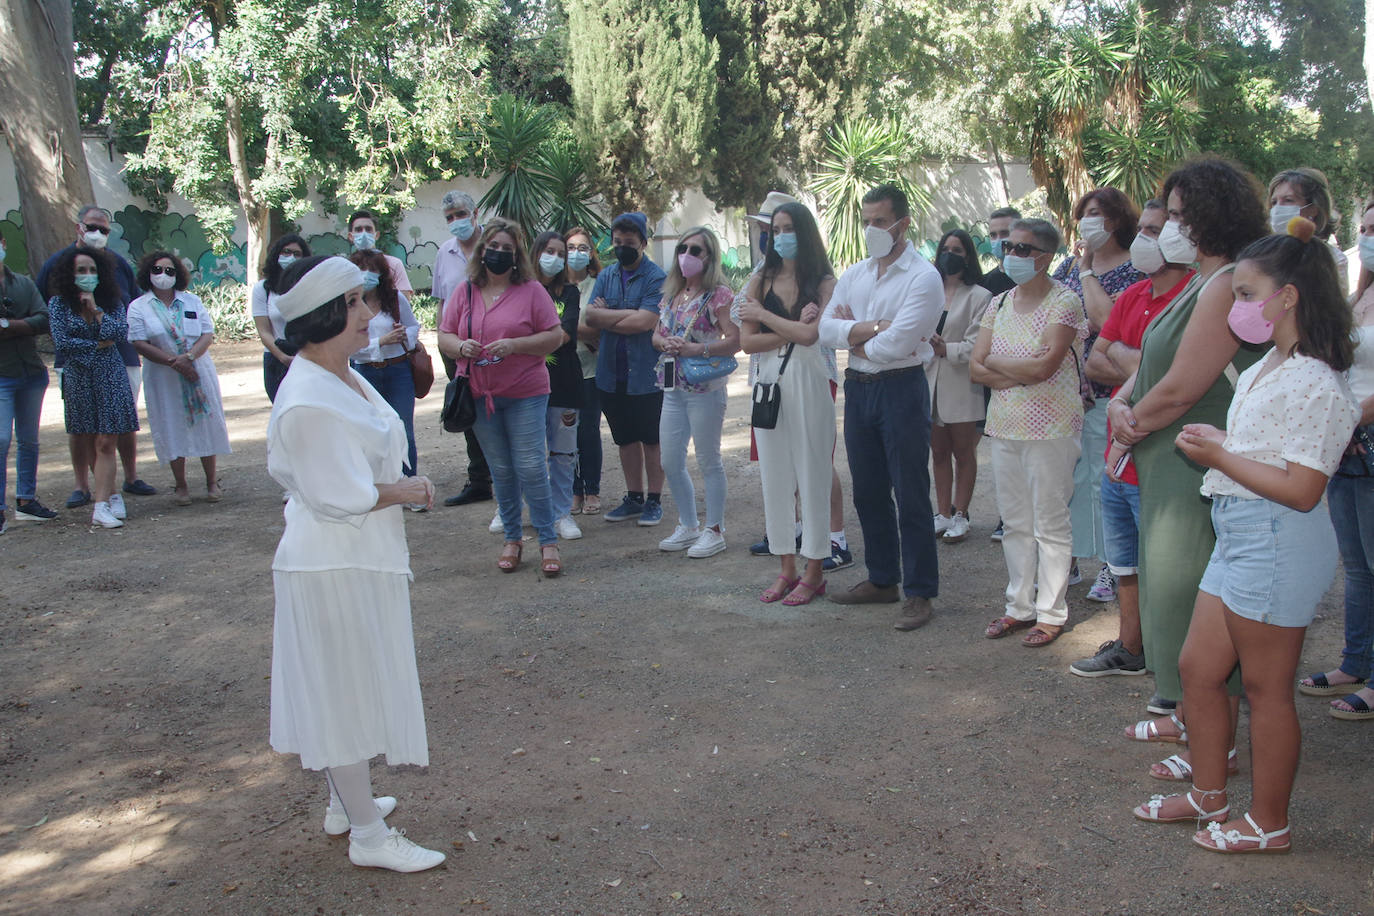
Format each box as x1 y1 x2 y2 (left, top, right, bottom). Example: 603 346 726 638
1131 218 1359 853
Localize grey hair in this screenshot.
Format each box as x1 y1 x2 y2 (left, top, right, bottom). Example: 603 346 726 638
1012 218 1060 254
77 205 110 223
441 190 476 213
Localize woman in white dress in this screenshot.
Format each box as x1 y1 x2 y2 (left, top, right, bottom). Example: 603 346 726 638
127 251 231 505
738 202 837 605
266 255 445 873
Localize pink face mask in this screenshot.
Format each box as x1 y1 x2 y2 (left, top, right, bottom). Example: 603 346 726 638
1227 288 1284 344
678 252 705 278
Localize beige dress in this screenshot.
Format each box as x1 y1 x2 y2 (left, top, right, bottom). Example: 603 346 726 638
924 283 993 425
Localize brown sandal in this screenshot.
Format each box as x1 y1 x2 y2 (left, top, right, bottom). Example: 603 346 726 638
1021 624 1062 647
985 616 1034 639
541 544 561 577
498 541 522 572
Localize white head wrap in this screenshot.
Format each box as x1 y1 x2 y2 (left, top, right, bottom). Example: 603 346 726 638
275 256 365 324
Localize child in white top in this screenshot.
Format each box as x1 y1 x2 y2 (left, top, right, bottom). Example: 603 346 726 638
1132 218 1359 853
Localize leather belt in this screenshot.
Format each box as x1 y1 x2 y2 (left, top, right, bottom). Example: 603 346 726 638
844 365 920 383
363 354 409 368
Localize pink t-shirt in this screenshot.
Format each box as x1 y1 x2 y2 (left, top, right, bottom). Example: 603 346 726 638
440 280 560 401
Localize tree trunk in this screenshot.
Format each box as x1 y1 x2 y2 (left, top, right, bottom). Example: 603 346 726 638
0 0 96 271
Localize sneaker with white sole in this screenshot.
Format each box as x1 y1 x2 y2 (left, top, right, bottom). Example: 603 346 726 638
489 510 503 533
822 541 854 571
990 520 1004 542
1067 561 1082 586
555 515 583 540
348 828 446 872
1086 566 1117 602
637 500 664 526
659 524 700 551
14 499 58 521
91 501 123 528
108 492 127 520
933 513 952 536
324 796 398 835
942 511 969 543
687 528 727 558
1068 639 1146 677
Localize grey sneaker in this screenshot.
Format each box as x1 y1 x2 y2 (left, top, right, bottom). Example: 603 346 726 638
1069 639 1147 678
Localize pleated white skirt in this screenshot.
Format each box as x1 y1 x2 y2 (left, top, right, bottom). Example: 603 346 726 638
269 569 429 771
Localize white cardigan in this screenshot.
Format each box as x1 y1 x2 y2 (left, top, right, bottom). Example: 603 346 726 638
267 356 410 575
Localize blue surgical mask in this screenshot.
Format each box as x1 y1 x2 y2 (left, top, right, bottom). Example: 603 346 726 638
988 239 1006 266
277 254 296 269
0 241 6 263
539 253 566 277
1360 235 1374 271
1003 254 1040 286
75 274 99 292
448 218 475 241
567 249 591 272
361 270 380 290
352 231 376 251
772 232 798 260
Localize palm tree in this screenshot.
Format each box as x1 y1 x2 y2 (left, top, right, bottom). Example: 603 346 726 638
477 94 558 243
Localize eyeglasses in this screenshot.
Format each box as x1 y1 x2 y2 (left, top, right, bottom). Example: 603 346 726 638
675 243 705 257
149 265 177 276
83 224 111 235
567 244 592 253
1004 242 1048 257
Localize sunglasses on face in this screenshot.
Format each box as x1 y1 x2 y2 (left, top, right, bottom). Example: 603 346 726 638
1004 242 1048 257
675 243 705 257
150 265 177 276
83 224 111 235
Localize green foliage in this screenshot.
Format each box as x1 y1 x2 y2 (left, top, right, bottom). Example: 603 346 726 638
407 292 439 330
194 283 256 341
809 117 933 268
477 95 559 243
540 140 609 236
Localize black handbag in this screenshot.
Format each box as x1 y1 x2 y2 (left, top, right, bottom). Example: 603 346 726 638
750 343 794 430
441 283 478 433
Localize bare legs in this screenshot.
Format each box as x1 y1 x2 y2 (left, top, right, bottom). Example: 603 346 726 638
930 421 981 516
170 456 220 500
618 442 664 495
88 434 117 503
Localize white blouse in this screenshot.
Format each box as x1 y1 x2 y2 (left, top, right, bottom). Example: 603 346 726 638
1202 350 1360 499
267 357 410 575
1348 325 1374 404
349 292 421 364
250 281 288 340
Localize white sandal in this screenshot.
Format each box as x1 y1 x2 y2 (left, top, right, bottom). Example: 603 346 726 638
1193 812 1291 854
1134 786 1229 824
1150 747 1238 782
1127 712 1187 744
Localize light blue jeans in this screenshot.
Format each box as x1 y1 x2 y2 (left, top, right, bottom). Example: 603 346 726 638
473 394 556 545
546 406 579 520
1330 452 1374 677
659 386 727 530
0 369 49 505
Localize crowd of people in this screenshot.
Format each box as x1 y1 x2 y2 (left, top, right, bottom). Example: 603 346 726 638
1 153 1371 869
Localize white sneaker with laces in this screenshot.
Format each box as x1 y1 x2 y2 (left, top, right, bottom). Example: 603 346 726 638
348 827 446 872
91 501 123 528
108 492 127 520
933 513 952 536
658 524 701 552
1086 566 1118 602
489 510 503 533
687 528 727 558
555 515 583 540
324 796 398 835
942 511 969 542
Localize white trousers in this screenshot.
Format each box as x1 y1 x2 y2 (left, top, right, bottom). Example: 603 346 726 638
989 435 1081 626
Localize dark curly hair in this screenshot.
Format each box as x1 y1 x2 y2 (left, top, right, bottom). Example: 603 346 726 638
47 246 122 309
1073 187 1139 250
275 255 350 355
1161 156 1268 261
349 248 399 321
936 229 986 286
263 234 311 294
136 250 190 293
1235 219 1354 371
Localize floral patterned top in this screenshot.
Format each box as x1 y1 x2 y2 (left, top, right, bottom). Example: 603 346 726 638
1053 256 1145 400
981 281 1089 440
655 284 736 393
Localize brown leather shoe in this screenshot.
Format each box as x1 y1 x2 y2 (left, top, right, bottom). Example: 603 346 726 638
894 596 934 631
829 580 900 605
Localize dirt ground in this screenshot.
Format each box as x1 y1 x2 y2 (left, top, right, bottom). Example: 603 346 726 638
1 337 1371 915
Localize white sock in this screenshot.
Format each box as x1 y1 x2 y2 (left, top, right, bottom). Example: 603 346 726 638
831 531 847 550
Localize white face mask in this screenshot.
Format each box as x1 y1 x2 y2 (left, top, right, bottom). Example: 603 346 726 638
1269 204 1303 236
1129 232 1165 276
150 273 177 291
864 224 897 260
1157 220 1197 265
1358 235 1374 271
1079 215 1112 250
1004 254 1040 286
83 230 109 250
539 253 566 277
352 231 376 251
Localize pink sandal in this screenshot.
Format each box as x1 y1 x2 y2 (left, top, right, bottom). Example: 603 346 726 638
760 575 800 603
782 579 827 606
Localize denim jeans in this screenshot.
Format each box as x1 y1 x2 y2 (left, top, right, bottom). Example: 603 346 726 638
473 394 556 545
0 369 49 504
546 406 579 519
659 386 727 530
573 376 602 497
842 368 938 598
1329 454 1374 678
353 361 417 475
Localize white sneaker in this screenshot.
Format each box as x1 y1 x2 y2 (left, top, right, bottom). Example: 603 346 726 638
933 513 952 536
348 827 446 872
108 492 127 520
942 511 969 543
91 502 123 528
658 524 701 552
324 796 398 836
489 510 503 533
687 528 727 558
555 515 583 540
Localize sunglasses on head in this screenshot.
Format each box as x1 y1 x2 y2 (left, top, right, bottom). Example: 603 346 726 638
1004 242 1048 257
83 224 111 235
150 265 177 276
675 243 705 257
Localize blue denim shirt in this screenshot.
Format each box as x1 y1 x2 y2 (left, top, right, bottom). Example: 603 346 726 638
591 256 666 395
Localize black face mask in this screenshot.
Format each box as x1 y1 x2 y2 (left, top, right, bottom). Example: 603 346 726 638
937 251 966 277
483 249 515 275
614 245 640 267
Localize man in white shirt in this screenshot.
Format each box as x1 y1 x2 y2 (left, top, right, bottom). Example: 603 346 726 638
818 183 944 631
